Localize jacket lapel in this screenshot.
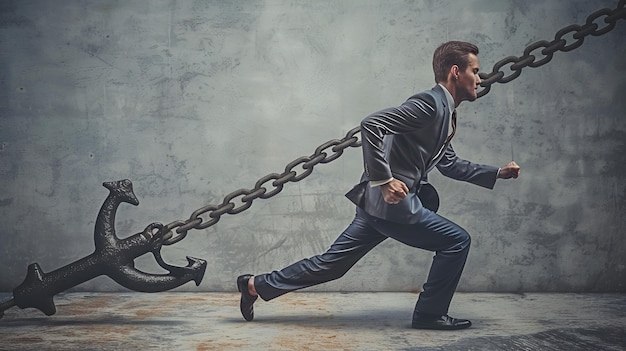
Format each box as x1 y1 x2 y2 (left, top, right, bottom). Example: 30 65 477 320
426 86 451 171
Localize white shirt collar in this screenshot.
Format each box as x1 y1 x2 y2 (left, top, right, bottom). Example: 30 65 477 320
438 83 455 115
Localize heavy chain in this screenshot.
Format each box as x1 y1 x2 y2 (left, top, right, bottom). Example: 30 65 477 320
162 127 361 244
478 0 625 97
161 1 624 245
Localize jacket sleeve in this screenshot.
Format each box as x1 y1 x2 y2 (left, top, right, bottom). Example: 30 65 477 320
435 144 499 189
360 93 437 182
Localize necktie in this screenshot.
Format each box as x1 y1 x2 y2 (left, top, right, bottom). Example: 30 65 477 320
445 110 457 145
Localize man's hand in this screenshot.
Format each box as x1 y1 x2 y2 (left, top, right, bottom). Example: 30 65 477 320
381 179 409 204
498 161 521 179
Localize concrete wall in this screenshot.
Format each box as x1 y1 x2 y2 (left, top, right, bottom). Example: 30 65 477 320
1 0 624 293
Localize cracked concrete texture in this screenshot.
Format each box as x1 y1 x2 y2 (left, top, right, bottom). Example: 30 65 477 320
0 0 625 293
1 292 625 351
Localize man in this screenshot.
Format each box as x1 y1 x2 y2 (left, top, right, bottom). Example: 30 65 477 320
237 41 520 330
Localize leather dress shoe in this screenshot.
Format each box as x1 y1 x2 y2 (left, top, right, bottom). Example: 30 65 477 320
411 314 472 330
237 274 257 321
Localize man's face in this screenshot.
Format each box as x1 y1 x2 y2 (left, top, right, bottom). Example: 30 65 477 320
456 53 481 103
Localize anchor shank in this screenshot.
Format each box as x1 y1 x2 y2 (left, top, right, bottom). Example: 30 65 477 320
11 232 155 316
12 253 105 316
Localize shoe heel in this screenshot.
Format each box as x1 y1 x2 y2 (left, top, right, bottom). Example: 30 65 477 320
236 275 248 293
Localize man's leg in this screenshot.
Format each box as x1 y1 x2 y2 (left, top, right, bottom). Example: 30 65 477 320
253 208 387 301
237 208 386 321
362 209 471 326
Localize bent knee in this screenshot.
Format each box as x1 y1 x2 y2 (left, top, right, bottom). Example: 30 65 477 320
456 229 471 250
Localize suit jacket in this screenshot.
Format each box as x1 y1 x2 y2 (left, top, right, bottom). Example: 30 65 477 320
346 85 499 223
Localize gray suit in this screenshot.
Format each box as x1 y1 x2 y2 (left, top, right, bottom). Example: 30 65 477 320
254 84 500 317
348 84 498 222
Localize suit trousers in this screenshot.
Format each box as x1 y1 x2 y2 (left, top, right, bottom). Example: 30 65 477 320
254 207 471 317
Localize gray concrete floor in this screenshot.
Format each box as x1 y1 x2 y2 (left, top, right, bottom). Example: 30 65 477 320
0 292 624 350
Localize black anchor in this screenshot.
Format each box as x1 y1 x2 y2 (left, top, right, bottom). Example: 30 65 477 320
0 179 207 318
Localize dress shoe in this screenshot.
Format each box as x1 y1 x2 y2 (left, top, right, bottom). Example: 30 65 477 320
237 274 257 321
411 314 472 330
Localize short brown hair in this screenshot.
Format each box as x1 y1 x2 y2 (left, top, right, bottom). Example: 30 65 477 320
432 41 479 83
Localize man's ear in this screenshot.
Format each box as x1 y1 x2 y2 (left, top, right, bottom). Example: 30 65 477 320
447 65 459 82
451 65 460 80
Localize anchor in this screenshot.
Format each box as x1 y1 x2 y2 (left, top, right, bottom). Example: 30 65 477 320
0 179 207 318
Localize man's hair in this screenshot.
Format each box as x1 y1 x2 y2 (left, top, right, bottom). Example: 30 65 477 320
432 41 479 83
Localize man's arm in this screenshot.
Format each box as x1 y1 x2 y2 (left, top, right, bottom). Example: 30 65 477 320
436 144 502 189
360 92 438 182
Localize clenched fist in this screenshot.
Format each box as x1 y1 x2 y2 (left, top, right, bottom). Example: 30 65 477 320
381 179 409 204
498 161 521 179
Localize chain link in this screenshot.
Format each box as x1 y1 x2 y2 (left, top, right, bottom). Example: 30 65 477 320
478 0 625 98
161 126 361 244
161 1 624 245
